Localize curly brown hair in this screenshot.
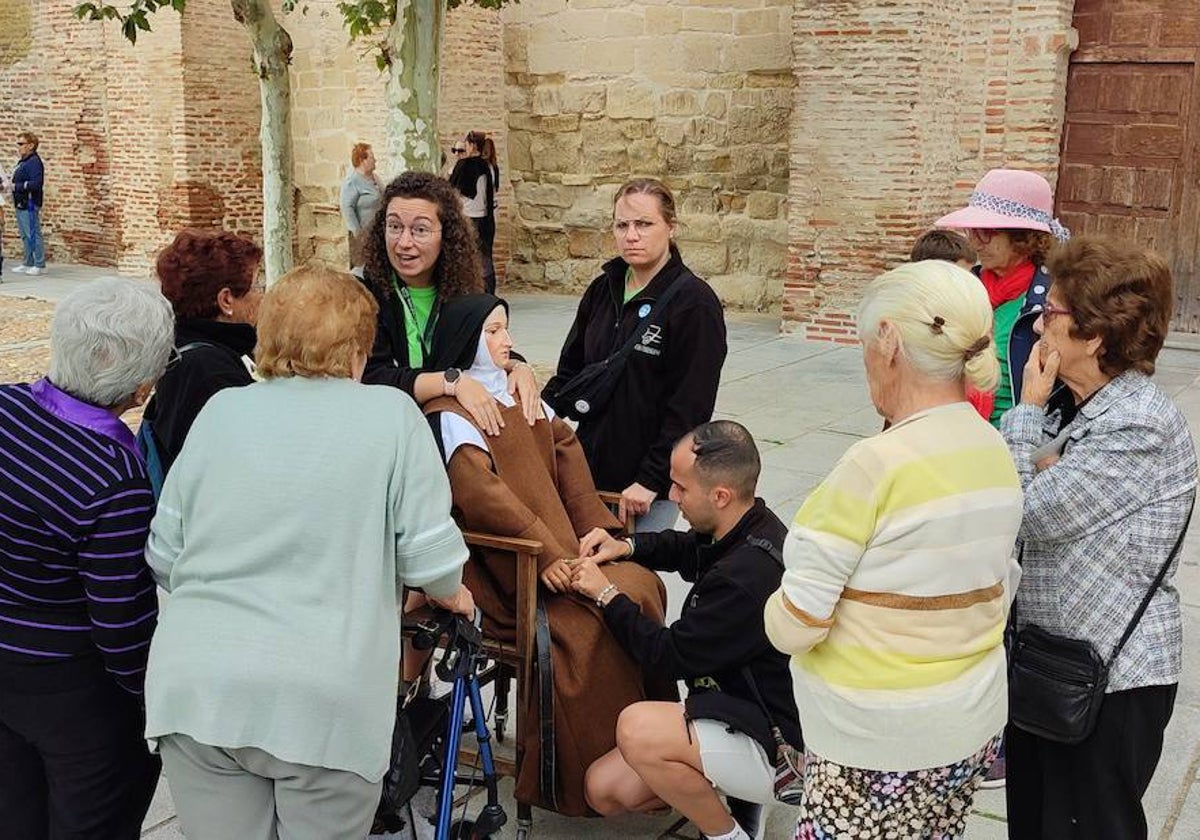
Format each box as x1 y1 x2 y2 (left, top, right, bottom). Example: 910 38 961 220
362 171 483 301
156 229 263 320
1046 235 1173 377
1004 229 1058 266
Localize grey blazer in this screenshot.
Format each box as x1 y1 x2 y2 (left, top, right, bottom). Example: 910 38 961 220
1001 371 1197 692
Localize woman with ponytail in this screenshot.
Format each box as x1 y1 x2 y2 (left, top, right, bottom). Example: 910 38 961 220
765 259 1023 839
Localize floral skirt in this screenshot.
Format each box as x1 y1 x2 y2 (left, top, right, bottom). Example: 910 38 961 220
795 732 1002 840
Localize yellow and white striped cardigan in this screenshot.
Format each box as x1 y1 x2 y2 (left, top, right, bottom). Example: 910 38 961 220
765 401 1023 772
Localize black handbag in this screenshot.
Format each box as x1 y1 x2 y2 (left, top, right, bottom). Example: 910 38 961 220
1008 498 1192 744
546 279 683 419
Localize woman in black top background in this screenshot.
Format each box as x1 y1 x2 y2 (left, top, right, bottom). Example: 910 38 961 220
448 131 497 294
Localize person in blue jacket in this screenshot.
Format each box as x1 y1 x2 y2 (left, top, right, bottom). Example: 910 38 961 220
12 131 45 276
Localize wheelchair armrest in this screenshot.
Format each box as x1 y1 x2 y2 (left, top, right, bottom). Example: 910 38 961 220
596 491 636 536
460 532 543 702
462 532 544 555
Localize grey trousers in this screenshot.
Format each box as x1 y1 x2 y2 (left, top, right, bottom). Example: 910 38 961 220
159 734 381 840
635 499 681 533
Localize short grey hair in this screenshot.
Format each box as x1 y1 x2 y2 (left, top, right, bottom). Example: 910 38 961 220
48 278 175 407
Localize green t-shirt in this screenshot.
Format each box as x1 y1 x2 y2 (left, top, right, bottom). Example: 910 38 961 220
623 266 643 304
395 281 437 367
989 294 1026 426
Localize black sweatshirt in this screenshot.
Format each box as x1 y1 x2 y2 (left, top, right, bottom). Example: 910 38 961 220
143 318 256 476
544 252 727 495
602 500 802 753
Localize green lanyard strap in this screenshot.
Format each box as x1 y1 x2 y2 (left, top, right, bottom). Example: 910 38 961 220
391 273 439 358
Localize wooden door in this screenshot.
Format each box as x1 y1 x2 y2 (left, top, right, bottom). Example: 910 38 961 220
1057 2 1200 331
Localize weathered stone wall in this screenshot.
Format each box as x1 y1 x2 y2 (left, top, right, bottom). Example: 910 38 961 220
502 0 794 310
784 0 1076 341
287 1 508 274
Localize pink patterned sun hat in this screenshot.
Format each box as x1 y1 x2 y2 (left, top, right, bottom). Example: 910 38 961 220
936 168 1070 241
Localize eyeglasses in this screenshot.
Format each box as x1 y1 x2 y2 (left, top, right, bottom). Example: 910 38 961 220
451 146 465 154
967 229 996 245
386 221 441 243
1041 303 1072 325
612 219 658 237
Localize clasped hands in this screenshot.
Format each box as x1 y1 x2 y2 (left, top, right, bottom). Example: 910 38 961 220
538 527 633 599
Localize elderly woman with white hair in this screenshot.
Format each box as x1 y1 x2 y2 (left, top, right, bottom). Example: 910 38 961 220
0 278 174 839
765 260 1024 838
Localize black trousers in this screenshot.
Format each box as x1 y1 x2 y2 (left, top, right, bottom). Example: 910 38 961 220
1006 683 1177 840
0 657 161 840
471 214 496 294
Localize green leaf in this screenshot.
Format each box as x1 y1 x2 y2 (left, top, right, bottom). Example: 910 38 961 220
134 11 151 30
171 0 186 12
122 16 138 43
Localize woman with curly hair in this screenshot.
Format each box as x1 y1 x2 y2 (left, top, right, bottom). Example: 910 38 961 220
361 171 538 434
143 228 264 477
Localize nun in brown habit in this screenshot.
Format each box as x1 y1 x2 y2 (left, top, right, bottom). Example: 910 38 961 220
423 294 674 816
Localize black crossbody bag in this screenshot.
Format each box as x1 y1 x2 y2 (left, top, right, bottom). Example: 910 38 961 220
546 279 684 419
1008 497 1193 744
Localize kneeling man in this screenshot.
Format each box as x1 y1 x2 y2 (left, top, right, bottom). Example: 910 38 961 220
570 421 800 840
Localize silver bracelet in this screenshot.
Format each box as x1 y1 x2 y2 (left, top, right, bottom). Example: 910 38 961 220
596 583 618 608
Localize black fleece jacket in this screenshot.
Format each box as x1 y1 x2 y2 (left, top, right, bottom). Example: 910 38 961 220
143 318 256 475
544 252 726 495
601 500 802 753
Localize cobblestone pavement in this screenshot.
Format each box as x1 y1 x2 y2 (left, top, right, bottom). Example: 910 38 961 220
3 265 1198 839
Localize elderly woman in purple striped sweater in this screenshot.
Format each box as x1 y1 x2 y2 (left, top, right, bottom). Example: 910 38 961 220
0 277 174 839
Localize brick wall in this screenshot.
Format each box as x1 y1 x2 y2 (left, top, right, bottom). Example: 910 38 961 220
785 0 1076 340
501 0 794 310
1 2 130 269
440 3 510 283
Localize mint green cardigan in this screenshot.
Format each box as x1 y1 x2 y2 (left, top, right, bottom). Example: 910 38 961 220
144 377 467 782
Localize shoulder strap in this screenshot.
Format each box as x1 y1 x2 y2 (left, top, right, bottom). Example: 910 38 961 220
740 535 783 725
177 340 217 355
605 276 687 365
745 534 784 568
1108 494 1195 665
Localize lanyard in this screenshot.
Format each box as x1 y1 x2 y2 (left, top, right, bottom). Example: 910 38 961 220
391 273 439 358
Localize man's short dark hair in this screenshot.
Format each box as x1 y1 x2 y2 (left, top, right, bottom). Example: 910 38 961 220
682 420 760 500
910 229 976 265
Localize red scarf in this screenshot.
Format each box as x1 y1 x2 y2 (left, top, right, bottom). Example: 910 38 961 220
979 260 1035 309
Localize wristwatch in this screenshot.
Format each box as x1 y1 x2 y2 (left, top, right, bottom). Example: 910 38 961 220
443 367 461 396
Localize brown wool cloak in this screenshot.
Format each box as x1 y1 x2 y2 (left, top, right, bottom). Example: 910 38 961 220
425 398 674 816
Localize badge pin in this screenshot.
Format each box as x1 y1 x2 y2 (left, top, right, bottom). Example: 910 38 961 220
638 303 652 318
574 399 591 414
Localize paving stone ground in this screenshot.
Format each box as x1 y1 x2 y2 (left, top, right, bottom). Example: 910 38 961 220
3 264 1198 839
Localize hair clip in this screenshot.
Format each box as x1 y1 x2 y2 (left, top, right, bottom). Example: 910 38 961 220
929 316 946 335
964 335 990 361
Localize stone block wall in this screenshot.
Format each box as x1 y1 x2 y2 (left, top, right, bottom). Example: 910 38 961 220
287 1 509 275
784 0 1076 341
501 0 794 310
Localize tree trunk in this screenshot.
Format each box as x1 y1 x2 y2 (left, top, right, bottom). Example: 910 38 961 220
385 0 443 174
231 0 294 283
